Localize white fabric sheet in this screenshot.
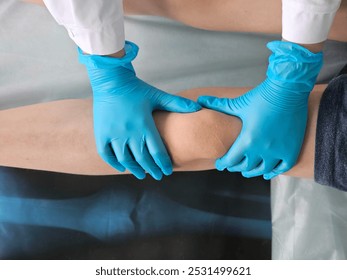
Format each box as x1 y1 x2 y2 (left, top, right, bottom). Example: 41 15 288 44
272 176 347 259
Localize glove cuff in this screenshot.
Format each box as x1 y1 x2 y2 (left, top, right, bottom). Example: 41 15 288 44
77 41 139 71
266 41 323 93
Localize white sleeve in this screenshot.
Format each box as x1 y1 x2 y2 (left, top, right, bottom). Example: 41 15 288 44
282 0 341 44
43 0 125 55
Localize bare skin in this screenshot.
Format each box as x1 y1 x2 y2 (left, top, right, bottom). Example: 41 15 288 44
23 0 347 51
123 0 347 43
123 0 347 53
0 85 323 178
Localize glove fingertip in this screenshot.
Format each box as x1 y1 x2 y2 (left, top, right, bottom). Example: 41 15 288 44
215 159 226 171
163 169 173 176
136 173 146 180
162 162 173 176
162 96 201 113
117 165 126 172
197 96 216 107
153 154 173 176
153 173 163 181
106 160 125 172
186 101 202 112
102 154 126 172
263 173 277 180
227 167 238 172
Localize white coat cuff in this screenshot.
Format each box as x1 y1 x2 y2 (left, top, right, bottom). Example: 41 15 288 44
282 1 340 44
66 17 125 55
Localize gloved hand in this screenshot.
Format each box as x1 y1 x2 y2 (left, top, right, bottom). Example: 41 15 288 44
78 41 201 180
198 41 323 180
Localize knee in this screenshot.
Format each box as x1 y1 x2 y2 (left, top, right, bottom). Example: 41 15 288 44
163 108 240 166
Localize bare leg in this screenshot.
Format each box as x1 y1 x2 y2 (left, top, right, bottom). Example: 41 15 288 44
0 85 324 178
123 0 347 42
23 0 347 42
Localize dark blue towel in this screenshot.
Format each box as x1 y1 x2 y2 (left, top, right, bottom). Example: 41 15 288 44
315 74 347 191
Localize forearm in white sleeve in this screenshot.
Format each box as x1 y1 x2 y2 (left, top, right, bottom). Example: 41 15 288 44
43 0 125 55
282 0 341 44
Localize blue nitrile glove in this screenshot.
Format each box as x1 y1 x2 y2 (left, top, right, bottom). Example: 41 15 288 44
78 41 201 180
198 41 323 180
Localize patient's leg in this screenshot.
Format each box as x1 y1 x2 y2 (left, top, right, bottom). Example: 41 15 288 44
123 0 347 43
0 85 324 178
23 0 347 42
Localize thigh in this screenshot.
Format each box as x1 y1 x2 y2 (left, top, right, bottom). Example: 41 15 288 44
124 0 282 33
124 0 347 41
24 0 347 41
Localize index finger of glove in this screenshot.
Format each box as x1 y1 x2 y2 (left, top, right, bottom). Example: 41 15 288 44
155 90 202 113
197 96 241 117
